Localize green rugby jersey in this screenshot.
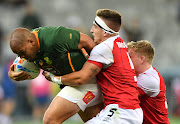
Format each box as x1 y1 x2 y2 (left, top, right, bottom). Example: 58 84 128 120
32 26 87 76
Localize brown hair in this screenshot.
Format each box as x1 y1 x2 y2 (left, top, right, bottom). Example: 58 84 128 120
96 9 122 32
127 40 155 64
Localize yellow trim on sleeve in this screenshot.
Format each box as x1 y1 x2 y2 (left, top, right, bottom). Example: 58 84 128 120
67 51 75 72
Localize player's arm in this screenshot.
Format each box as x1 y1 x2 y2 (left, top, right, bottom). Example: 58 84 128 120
43 61 101 86
78 33 96 54
137 75 160 97
8 64 28 81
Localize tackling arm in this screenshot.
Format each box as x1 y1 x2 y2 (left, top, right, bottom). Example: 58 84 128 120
43 61 101 86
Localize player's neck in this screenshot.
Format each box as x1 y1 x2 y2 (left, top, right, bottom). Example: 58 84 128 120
136 64 152 76
105 34 118 41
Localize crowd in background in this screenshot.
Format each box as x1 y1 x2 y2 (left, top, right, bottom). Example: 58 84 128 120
0 0 180 123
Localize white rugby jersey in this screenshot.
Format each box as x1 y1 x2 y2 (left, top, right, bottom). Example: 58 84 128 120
137 66 170 123
88 35 140 109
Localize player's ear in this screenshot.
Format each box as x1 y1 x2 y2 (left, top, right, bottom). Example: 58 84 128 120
28 33 36 45
28 39 35 46
104 32 109 37
140 55 146 64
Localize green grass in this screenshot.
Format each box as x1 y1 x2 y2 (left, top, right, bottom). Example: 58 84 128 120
13 116 180 124
169 116 180 124
13 116 83 124
14 121 82 124
14 120 83 124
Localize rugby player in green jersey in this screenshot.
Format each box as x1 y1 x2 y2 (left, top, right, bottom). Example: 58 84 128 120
8 26 104 124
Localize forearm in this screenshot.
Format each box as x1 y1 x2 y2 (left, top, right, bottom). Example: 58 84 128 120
44 61 101 86
43 71 87 86
53 71 89 86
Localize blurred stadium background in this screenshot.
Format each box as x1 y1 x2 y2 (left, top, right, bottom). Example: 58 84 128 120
0 0 180 123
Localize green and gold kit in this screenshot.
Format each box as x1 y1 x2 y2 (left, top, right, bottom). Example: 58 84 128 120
32 26 87 76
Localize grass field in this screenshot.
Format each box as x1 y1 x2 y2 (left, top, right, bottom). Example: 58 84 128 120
14 121 83 124
14 120 83 124
13 116 180 124
13 114 84 124
169 116 180 124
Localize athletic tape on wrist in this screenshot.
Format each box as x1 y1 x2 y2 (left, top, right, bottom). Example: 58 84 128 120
93 16 119 34
48 73 62 85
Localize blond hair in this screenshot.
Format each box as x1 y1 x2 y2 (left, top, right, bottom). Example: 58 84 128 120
127 40 155 64
96 9 122 32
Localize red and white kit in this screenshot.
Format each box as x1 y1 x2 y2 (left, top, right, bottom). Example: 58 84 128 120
86 35 143 124
137 66 170 124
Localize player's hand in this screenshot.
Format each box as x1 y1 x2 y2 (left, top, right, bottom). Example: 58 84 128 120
42 71 62 85
8 64 28 81
42 71 52 81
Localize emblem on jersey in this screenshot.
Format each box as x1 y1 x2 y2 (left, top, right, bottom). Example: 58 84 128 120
44 57 52 65
69 33 72 39
83 91 95 104
39 60 43 66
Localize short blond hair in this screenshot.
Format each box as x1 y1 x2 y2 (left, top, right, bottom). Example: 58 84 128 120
127 40 155 64
96 9 122 32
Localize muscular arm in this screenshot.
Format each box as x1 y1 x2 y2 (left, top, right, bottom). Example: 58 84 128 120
43 61 101 86
78 33 96 54
61 61 101 86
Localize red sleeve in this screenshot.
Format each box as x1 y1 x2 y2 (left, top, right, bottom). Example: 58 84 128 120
87 60 103 68
137 87 146 96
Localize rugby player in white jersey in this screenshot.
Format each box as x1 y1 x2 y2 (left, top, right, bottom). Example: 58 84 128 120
127 40 170 124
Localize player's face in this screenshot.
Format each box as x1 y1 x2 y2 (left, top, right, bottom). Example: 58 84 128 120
90 24 105 44
16 41 37 62
128 49 141 73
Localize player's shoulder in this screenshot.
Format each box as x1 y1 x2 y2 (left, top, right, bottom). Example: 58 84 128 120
91 42 112 56
32 26 65 32
92 35 118 51
140 67 160 81
138 67 160 90
138 73 159 84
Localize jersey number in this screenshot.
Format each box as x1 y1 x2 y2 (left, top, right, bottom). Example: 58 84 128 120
127 52 137 82
107 108 117 117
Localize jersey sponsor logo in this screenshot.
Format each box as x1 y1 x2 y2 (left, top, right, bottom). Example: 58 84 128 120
83 91 95 104
116 42 127 48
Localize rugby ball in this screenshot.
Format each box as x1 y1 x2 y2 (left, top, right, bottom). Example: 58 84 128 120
13 57 40 80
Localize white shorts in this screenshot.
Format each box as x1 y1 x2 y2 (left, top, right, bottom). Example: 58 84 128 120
56 77 103 111
85 104 143 124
